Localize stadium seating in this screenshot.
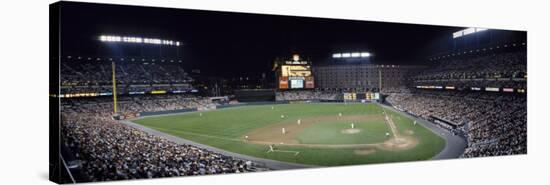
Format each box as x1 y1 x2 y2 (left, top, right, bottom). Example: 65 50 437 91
59 48 527 181
60 60 195 94
275 90 340 101
411 51 527 89
386 87 526 157
61 95 260 181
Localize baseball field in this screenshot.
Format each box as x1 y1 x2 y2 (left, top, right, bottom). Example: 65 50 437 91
133 103 446 166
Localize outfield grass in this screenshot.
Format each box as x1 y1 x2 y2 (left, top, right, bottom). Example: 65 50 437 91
134 103 445 166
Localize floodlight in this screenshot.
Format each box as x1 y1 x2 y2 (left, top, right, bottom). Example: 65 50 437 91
99 35 179 46
360 52 371 57
332 53 342 58
342 53 351 58
351 53 360 57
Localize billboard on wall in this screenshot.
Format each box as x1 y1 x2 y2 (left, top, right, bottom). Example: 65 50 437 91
279 76 289 89
305 76 314 88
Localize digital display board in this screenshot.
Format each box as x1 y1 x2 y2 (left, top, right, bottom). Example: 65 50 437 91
281 65 312 77
278 63 313 89
503 88 514 92
485 87 500 92
290 79 304 89
344 93 356 100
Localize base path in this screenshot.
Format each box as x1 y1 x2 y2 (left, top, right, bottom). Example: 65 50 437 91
245 115 385 145
382 109 400 138
378 103 467 159
245 113 417 151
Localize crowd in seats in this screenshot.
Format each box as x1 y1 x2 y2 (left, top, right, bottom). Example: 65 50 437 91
61 60 194 92
386 89 526 157
412 51 526 89
62 94 214 114
275 90 339 101
61 94 262 182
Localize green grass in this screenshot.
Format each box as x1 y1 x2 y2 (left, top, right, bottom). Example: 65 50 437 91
297 120 390 144
134 103 445 166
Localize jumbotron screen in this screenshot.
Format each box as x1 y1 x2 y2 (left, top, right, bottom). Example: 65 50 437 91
279 65 314 89
281 65 312 77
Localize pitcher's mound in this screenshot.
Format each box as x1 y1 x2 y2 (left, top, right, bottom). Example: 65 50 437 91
341 128 361 134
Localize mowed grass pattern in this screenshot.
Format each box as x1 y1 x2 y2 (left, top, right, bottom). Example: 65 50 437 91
134 103 445 166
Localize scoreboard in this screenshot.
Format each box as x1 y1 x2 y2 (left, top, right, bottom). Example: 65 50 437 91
343 92 380 101
276 54 314 90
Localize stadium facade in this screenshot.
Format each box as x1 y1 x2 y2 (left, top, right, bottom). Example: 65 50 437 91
313 63 420 91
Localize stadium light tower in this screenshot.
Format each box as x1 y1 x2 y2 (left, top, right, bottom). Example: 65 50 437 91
99 35 181 46
332 51 372 59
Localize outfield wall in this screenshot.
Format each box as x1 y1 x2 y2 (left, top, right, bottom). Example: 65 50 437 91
139 102 289 116
216 101 289 109
139 108 197 117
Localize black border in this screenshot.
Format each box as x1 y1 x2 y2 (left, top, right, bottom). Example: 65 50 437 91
49 1 61 183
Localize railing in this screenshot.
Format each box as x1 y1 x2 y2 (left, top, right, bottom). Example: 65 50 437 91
59 154 76 184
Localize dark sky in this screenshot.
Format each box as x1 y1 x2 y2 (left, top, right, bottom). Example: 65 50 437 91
57 1 523 78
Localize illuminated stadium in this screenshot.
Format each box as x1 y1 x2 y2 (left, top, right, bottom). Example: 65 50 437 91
50 2 527 183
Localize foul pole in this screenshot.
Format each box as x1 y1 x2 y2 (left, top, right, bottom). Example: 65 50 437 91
112 61 118 114
378 68 382 91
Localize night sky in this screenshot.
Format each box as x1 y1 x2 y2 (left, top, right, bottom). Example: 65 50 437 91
58 1 522 78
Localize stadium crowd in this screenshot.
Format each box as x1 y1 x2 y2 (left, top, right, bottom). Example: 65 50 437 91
62 94 214 113
60 60 196 95
412 51 527 89
61 95 261 182
61 60 193 86
275 90 339 101
386 89 526 157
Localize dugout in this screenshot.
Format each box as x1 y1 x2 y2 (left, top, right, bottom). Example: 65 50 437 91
429 116 463 129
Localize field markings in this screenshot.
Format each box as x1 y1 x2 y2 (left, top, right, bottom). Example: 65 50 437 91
266 149 300 156
141 104 419 152
382 108 401 138
146 125 245 142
